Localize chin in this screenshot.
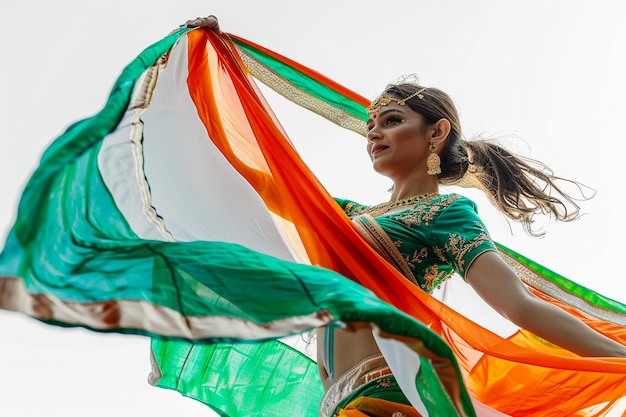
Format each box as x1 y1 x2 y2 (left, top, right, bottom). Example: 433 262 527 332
371 164 390 177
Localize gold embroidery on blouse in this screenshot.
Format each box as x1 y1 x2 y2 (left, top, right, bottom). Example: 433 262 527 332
392 194 462 228
348 194 440 218
360 193 439 217
422 264 445 291
408 247 429 265
344 202 357 215
436 221 492 273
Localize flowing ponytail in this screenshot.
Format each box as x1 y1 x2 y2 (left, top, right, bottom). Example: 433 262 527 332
459 140 588 236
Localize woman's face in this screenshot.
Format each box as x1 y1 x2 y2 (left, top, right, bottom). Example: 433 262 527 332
366 102 431 178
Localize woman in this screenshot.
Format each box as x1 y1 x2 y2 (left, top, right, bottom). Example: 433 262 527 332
318 83 626 417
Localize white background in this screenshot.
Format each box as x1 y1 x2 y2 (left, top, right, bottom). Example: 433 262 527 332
1 1 625 416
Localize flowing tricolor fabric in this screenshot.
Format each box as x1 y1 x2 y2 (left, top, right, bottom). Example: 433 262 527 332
1 27 625 417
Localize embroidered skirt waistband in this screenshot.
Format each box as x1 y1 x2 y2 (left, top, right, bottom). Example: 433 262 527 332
319 354 392 417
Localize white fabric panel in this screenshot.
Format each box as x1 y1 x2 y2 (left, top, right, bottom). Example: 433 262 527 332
99 35 302 263
435 276 519 338
471 399 511 417
373 330 429 416
99 111 175 242
375 329 511 417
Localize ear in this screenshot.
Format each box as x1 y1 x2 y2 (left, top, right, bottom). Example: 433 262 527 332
429 118 451 147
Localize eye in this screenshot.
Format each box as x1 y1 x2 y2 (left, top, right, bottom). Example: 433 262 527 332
385 115 404 125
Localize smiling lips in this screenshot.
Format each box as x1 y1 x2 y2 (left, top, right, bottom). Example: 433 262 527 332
371 144 388 157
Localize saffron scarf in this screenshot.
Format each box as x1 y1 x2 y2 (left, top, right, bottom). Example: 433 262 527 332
1 27 625 416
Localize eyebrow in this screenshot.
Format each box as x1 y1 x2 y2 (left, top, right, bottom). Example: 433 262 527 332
366 108 405 124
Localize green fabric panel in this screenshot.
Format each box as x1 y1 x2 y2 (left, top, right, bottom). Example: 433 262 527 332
230 37 368 121
0 29 204 306
150 237 476 414
14 143 151 299
415 356 461 417
0 28 188 282
151 339 323 417
496 243 626 314
10 29 188 246
145 246 476 414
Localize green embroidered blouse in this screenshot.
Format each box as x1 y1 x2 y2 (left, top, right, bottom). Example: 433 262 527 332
335 193 497 293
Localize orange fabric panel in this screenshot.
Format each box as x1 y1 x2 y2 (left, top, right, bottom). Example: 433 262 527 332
530 287 626 345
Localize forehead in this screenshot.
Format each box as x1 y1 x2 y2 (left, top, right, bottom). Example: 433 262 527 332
366 103 416 123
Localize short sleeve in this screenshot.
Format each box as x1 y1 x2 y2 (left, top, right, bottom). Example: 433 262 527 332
429 196 497 279
333 197 351 209
333 197 365 217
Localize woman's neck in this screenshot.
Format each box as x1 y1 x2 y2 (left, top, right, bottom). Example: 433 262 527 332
389 179 439 201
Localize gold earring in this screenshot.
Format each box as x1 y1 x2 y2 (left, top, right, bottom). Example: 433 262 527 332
427 143 441 175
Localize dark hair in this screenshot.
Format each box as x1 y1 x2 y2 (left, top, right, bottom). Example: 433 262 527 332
380 82 590 237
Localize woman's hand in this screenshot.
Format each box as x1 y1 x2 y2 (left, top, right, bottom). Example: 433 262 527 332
183 15 221 33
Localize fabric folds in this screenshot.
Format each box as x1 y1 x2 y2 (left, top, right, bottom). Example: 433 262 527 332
0 27 625 417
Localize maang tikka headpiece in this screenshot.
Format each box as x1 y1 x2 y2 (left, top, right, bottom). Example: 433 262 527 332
366 87 427 115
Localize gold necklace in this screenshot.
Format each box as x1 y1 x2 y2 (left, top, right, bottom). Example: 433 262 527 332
363 193 438 217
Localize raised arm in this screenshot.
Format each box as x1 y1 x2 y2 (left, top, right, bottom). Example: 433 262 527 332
466 251 626 357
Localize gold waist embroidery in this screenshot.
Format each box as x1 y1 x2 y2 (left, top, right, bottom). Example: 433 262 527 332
318 354 392 417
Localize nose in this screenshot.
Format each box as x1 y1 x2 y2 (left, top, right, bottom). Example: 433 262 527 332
367 126 382 142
